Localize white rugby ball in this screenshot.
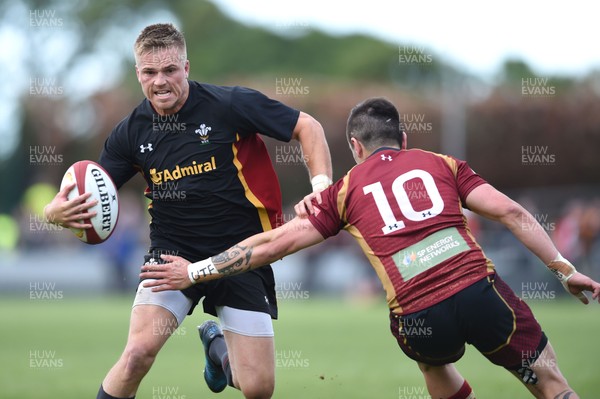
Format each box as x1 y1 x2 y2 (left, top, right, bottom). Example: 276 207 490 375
60 160 119 244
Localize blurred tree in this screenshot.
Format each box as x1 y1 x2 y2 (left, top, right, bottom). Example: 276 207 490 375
2 0 598 218
1 0 454 213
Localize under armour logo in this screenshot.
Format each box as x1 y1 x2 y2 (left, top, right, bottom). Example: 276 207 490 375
422 211 432 218
140 143 153 153
381 154 392 161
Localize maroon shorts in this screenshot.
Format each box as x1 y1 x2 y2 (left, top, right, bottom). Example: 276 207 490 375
389 273 548 370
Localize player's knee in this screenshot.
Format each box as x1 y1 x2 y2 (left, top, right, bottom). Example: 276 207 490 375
417 362 433 373
238 376 274 399
121 342 159 378
417 361 447 374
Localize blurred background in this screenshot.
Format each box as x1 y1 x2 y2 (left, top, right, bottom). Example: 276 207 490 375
1 0 598 295
1 1 600 398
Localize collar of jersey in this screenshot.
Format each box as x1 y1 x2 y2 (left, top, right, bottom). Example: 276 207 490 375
368 147 402 159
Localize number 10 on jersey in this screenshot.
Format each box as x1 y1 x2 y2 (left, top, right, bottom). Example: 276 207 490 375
363 169 444 234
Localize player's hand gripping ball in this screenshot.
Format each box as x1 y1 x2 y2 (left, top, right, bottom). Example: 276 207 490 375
60 160 119 244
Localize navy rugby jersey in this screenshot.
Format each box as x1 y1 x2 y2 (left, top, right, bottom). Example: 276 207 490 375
98 81 299 259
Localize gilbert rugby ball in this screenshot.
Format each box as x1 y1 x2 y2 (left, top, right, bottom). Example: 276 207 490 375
60 160 119 244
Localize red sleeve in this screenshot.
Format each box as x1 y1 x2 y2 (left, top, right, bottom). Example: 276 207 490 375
455 159 487 205
307 178 345 239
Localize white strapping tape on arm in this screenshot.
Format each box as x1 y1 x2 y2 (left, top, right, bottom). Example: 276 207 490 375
188 258 217 284
311 174 332 192
546 253 587 301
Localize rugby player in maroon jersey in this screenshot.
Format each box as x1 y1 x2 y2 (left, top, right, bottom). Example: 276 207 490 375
142 98 599 399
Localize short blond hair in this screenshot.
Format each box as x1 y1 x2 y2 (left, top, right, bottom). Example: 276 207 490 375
134 23 187 63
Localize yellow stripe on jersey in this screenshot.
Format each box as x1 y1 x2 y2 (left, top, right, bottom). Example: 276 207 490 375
481 276 517 355
439 154 458 176
406 149 459 177
337 169 401 312
231 140 272 232
426 150 459 176
345 223 401 313
461 211 496 274
336 173 351 222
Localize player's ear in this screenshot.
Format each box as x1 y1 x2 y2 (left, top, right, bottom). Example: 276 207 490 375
350 137 360 156
135 64 141 83
401 131 407 150
350 137 366 162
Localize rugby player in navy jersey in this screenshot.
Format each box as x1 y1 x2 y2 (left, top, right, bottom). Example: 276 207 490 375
143 98 600 399
43 23 332 399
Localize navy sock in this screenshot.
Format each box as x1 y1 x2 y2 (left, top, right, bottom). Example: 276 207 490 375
208 335 228 366
207 335 234 387
96 385 135 399
222 354 234 388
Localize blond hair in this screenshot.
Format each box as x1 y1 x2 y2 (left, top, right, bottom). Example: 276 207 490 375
134 23 187 64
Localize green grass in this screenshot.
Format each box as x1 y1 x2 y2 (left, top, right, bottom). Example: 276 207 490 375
0 295 598 398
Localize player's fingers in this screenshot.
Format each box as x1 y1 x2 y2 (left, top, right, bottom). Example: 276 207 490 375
79 198 98 211
140 263 165 273
314 191 323 204
151 284 172 292
63 200 97 217
294 202 308 218
304 197 314 215
59 182 77 197
592 285 600 302
148 281 170 291
160 254 177 262
141 275 165 285
69 192 93 205
64 210 97 221
64 221 93 229
575 291 589 305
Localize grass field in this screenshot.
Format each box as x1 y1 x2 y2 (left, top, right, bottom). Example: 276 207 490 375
0 295 598 399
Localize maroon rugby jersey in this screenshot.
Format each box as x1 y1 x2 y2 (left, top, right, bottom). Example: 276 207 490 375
308 147 495 315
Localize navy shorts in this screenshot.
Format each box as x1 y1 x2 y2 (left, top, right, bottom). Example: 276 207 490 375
143 250 278 319
389 273 547 370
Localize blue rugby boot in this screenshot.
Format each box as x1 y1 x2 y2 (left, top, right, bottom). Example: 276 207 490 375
198 320 227 393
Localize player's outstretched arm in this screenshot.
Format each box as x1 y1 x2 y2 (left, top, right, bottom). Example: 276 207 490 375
465 183 600 304
43 183 97 229
292 112 333 217
141 217 325 292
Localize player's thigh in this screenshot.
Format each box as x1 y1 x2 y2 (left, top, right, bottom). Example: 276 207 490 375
224 332 275 381
217 306 275 383
128 279 193 351
465 274 547 371
390 307 466 365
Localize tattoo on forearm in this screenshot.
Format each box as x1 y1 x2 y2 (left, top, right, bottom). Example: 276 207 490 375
553 390 574 399
212 245 254 276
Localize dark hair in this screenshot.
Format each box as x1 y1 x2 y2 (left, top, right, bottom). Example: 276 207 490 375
134 23 187 61
346 97 403 150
